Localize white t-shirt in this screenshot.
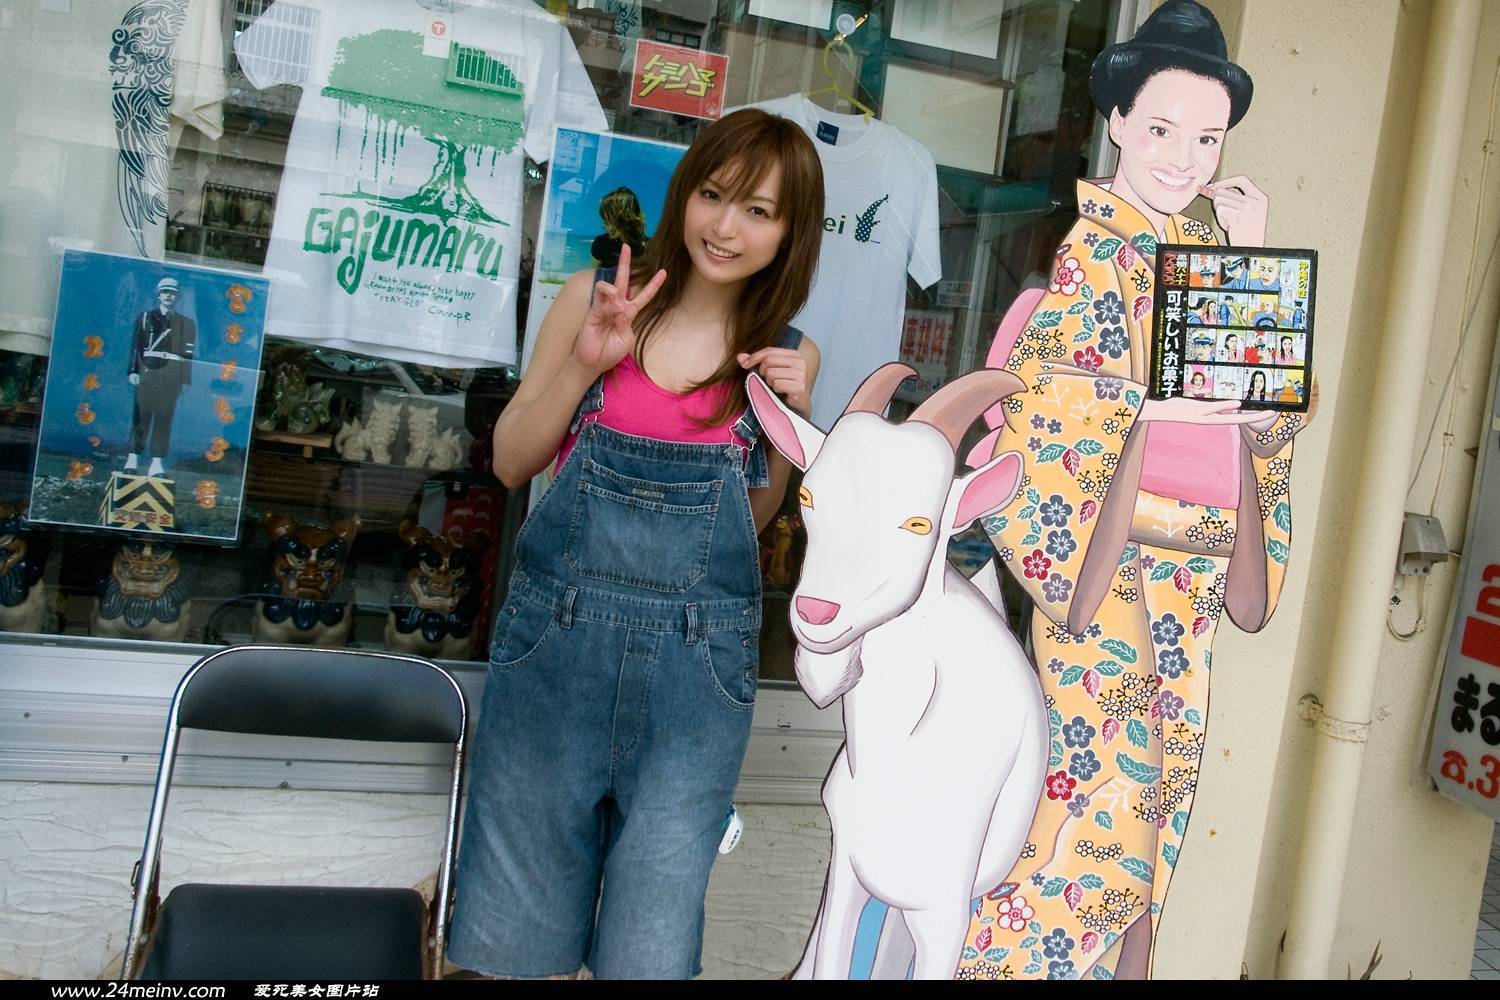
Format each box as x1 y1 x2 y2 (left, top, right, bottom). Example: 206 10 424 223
748 95 941 428
235 0 605 369
0 0 223 356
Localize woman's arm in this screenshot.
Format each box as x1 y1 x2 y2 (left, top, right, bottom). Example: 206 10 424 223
744 337 820 533
493 252 666 488
492 272 601 489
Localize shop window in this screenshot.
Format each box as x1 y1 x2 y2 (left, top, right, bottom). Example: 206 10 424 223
0 0 1121 679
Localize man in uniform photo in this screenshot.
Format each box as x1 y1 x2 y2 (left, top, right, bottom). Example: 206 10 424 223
126 276 196 477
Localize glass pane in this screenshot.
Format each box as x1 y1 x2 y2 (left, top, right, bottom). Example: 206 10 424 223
0 0 1119 677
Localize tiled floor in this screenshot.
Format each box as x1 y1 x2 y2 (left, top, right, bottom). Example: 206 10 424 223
1472 827 1500 979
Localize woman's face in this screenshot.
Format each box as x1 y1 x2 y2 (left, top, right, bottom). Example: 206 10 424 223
1109 70 1231 216
1281 337 1293 354
682 162 787 285
1225 334 1239 351
1251 372 1266 392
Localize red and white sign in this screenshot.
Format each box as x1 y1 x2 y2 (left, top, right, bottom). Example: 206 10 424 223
1430 316 1500 818
629 39 728 121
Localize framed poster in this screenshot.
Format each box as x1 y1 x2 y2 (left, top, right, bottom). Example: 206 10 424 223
520 128 687 372
27 250 269 543
1149 245 1317 413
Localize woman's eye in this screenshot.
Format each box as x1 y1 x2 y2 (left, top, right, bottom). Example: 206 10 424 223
900 517 932 535
797 486 813 508
1149 125 1168 138
700 188 720 201
750 206 771 218
1198 135 1218 146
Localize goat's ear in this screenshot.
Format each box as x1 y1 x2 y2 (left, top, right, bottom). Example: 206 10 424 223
747 373 823 471
950 450 1024 530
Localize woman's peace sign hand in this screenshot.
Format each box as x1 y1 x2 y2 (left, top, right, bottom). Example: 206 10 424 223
573 243 667 375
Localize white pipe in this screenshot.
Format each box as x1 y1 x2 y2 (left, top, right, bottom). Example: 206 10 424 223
1277 0 1482 979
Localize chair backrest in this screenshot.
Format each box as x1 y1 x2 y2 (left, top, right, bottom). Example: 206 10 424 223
175 645 465 743
124 645 468 980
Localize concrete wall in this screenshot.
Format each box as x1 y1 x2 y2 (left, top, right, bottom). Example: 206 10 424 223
1152 0 1500 980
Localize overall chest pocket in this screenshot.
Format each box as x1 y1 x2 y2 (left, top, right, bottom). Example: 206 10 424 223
564 458 723 593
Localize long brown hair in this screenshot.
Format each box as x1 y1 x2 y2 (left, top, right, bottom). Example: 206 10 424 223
629 108 824 426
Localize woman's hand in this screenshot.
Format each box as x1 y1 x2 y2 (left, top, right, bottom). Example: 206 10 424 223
1201 175 1269 247
739 346 813 417
1137 396 1274 425
574 243 666 375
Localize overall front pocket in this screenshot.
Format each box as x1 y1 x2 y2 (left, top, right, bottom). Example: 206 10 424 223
488 597 558 672
563 459 722 593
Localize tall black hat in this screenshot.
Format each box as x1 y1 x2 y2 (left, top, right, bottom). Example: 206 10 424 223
1090 0 1253 128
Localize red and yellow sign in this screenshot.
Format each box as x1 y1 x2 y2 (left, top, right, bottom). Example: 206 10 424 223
629 40 727 121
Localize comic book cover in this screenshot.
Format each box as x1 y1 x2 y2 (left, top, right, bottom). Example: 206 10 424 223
1150 245 1316 412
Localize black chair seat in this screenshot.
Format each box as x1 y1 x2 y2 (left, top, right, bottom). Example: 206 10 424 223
141 883 426 980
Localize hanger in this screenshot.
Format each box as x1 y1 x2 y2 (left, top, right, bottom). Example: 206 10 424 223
802 13 875 121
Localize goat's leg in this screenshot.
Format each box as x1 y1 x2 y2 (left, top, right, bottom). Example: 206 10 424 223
811 841 869 979
868 908 916 980
903 894 972 980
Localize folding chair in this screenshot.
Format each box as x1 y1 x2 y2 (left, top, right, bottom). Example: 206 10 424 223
121 645 468 980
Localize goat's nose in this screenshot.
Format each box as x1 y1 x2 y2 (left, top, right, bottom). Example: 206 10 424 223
795 595 840 626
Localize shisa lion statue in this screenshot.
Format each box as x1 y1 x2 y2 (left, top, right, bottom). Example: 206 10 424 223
253 512 361 646
91 539 191 642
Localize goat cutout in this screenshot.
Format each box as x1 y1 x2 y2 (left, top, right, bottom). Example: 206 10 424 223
747 368 1048 980
952 451 1022 530
746 373 816 469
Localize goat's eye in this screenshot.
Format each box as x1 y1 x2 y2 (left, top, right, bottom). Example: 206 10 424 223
797 486 813 509
900 517 932 535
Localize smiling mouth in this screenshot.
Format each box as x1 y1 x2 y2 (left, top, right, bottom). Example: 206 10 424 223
704 240 740 261
797 623 851 646
1150 169 1195 191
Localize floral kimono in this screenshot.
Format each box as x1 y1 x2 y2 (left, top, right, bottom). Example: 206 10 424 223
956 180 1308 980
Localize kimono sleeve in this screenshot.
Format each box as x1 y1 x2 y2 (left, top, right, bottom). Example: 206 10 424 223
985 221 1148 631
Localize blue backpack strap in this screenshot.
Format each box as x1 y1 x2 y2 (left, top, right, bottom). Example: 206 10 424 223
735 325 806 489
569 267 616 432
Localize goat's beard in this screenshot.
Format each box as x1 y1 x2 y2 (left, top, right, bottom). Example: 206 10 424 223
794 639 864 710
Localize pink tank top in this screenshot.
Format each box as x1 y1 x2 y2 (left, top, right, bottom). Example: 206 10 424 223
555 353 747 471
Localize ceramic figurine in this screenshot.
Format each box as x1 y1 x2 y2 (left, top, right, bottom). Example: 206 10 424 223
403 405 439 468
385 519 487 659
0 501 48 634
91 539 191 642
334 395 403 463
253 513 360 646
255 362 335 435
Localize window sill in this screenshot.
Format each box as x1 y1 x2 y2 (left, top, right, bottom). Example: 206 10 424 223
0 634 840 804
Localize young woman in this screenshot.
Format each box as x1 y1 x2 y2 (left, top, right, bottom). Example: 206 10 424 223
1244 368 1270 401
1275 334 1299 365
447 109 824 980
591 185 648 269
966 0 1314 980
1219 331 1244 363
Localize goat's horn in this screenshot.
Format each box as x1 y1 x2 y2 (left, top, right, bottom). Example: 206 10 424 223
910 370 1027 451
844 363 919 417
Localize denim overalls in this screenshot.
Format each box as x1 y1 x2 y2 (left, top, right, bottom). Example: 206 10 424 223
448 328 798 980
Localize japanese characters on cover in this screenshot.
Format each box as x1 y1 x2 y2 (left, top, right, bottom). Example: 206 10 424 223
1149 245 1316 412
